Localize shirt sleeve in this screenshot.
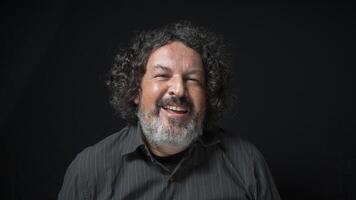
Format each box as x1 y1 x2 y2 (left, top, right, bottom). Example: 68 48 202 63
58 153 90 200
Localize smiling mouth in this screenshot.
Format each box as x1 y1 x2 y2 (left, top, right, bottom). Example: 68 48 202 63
161 105 189 114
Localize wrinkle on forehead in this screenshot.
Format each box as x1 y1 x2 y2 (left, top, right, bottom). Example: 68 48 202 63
147 41 203 73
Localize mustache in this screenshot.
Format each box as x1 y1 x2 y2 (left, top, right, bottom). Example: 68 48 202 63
156 96 192 111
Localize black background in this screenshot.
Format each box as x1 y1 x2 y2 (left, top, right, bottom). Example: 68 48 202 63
1 1 355 200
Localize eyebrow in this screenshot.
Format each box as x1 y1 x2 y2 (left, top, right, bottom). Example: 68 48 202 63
154 64 171 72
186 69 204 75
153 64 204 75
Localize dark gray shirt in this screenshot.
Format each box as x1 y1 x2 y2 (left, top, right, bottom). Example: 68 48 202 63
58 125 281 200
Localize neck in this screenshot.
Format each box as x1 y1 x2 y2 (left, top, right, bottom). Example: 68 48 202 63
146 142 188 157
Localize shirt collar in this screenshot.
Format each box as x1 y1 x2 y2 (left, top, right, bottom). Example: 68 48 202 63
121 122 146 156
197 129 221 147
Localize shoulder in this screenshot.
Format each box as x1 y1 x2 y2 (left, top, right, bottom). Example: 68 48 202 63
58 127 132 199
82 126 130 158
214 129 281 199
68 126 131 183
216 128 264 162
214 128 269 180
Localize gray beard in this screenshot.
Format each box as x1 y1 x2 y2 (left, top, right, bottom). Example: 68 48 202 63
138 110 203 148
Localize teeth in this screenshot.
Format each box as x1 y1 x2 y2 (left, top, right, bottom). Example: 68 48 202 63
164 105 187 112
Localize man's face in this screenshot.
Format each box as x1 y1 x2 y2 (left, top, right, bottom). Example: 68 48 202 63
136 41 206 147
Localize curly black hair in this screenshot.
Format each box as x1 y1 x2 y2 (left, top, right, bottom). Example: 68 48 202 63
107 21 231 129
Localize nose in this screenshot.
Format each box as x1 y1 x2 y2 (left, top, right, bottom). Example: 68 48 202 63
168 76 186 97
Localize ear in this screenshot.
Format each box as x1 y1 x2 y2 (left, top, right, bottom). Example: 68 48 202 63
134 95 139 104
134 89 141 105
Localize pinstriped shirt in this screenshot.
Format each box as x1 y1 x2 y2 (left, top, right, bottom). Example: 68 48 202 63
58 124 281 200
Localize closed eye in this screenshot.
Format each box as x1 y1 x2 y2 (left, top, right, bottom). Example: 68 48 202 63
187 78 198 82
186 77 202 85
154 74 170 79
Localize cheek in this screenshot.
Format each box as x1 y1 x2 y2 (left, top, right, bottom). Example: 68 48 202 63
190 88 206 112
150 83 162 94
141 81 164 106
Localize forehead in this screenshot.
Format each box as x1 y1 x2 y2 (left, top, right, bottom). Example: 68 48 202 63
146 41 203 72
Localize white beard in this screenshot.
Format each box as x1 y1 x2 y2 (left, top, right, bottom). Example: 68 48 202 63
138 110 203 148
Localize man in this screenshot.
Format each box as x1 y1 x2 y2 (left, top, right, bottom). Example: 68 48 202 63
58 21 281 200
